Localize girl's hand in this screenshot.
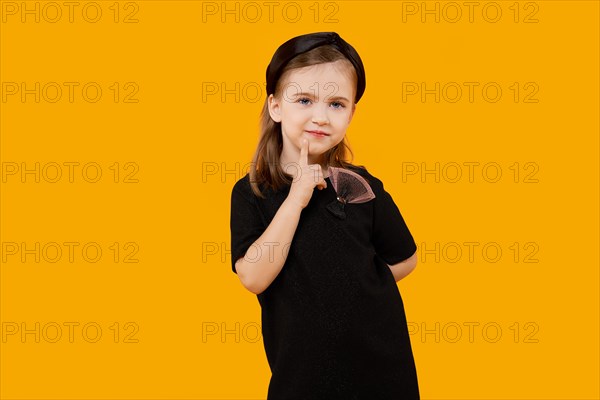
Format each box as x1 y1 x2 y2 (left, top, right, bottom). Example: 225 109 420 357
287 138 327 210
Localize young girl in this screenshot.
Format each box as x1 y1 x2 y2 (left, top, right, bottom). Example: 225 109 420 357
230 31 420 399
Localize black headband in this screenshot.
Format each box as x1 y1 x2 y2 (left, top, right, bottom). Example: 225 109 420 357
266 31 366 104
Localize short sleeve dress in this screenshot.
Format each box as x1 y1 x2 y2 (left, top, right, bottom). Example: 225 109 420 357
230 164 420 400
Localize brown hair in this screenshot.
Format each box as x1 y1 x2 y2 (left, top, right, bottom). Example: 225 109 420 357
248 45 365 198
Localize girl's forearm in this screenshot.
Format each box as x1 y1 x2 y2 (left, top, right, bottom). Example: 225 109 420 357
236 197 303 294
388 252 418 282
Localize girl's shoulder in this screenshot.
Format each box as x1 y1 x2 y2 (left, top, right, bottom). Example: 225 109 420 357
232 173 251 193
232 173 258 200
342 163 384 190
232 172 278 201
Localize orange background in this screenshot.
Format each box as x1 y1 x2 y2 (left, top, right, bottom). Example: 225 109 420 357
1 1 599 399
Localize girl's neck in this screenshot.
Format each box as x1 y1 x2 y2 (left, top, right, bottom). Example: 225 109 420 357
280 160 330 179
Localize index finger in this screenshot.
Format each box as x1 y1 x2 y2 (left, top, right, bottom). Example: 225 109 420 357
299 138 309 167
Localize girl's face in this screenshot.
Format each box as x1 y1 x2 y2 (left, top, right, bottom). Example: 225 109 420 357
268 60 357 169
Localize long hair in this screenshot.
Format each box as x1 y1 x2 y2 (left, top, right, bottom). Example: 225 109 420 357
248 44 365 198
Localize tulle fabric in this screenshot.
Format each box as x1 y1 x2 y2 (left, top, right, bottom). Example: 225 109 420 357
326 166 376 219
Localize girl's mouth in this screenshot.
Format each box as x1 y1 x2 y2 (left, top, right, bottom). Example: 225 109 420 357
306 130 329 138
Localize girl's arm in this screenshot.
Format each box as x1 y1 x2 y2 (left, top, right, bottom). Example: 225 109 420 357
387 251 418 282
235 197 303 295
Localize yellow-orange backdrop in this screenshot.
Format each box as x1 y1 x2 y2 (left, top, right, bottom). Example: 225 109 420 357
1 1 598 399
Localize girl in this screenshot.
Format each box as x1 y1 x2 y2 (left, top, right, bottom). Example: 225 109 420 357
230 31 420 399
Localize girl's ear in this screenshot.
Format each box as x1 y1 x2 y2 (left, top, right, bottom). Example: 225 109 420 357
267 94 282 123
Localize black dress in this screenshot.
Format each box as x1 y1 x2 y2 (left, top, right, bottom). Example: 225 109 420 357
230 164 420 400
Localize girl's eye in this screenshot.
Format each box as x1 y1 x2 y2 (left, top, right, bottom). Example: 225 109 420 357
297 98 345 108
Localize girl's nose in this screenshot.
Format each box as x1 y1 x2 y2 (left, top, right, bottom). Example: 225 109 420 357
312 105 329 125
